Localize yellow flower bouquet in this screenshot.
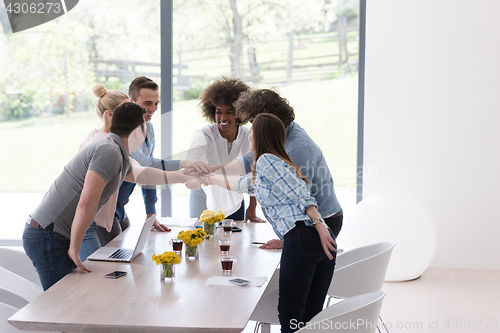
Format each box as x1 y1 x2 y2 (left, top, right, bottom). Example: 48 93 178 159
178 228 207 259
152 251 181 281
199 209 225 224
199 209 225 237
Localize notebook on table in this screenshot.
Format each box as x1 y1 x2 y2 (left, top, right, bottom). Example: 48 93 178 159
88 214 156 262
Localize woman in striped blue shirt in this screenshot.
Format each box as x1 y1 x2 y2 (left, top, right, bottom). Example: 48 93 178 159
208 113 337 332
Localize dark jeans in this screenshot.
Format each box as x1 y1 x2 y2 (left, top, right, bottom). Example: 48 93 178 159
95 214 130 246
116 181 135 225
324 213 343 238
22 224 75 291
225 200 245 220
278 222 336 333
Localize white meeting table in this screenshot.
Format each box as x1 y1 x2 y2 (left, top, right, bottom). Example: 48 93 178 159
9 219 281 332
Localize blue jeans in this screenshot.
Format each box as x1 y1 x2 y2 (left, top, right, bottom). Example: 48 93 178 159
189 189 207 218
278 222 336 333
22 224 75 291
79 222 101 263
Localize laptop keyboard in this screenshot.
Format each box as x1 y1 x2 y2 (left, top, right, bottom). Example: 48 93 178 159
109 249 133 260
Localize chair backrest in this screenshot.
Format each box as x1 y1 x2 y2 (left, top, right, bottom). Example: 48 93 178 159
0 302 40 333
329 242 395 298
297 292 386 333
262 267 280 296
249 288 280 325
0 247 41 288
0 267 43 304
0 288 29 309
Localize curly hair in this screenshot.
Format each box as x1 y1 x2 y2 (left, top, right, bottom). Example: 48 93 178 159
234 89 295 128
198 77 250 124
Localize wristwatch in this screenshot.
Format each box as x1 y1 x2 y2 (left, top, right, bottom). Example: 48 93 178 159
311 217 324 225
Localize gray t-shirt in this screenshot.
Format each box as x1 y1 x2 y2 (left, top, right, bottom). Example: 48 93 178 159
31 133 133 239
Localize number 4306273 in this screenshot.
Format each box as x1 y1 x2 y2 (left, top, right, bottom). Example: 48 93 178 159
5 2 61 14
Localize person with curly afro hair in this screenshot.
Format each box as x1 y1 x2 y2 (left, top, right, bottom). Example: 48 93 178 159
193 88 343 248
186 77 265 222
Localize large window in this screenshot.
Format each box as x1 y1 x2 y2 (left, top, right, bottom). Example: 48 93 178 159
0 0 360 245
169 0 360 226
0 0 161 244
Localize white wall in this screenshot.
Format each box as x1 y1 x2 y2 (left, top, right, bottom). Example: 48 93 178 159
363 0 500 269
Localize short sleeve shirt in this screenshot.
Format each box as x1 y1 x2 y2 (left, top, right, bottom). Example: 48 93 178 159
31 133 132 239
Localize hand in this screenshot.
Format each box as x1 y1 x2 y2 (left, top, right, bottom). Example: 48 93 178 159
68 246 92 274
314 223 338 260
196 174 211 186
259 239 283 249
246 216 266 223
182 160 213 174
149 215 171 232
244 208 266 223
185 179 201 190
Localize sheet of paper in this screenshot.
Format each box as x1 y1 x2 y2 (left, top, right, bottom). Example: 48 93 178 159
158 217 198 227
206 276 268 287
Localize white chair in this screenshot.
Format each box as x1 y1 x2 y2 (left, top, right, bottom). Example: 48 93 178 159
0 247 41 288
262 267 279 296
326 242 395 333
250 242 395 333
0 302 40 333
249 288 279 333
0 288 29 309
296 292 386 333
0 267 43 305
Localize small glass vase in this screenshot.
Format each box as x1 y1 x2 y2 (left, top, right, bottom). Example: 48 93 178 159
161 262 175 282
185 244 199 260
203 222 216 238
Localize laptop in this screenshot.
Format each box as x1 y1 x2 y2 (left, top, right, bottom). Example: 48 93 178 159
88 214 156 262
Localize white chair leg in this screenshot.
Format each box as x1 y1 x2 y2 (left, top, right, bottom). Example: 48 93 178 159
326 295 343 308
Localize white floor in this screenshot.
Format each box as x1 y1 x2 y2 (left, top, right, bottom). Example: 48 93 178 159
242 267 500 333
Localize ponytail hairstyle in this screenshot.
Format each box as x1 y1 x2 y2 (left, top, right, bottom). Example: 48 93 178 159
251 113 309 184
92 84 129 120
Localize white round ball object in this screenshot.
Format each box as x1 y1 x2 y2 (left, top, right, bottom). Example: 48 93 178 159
343 193 437 281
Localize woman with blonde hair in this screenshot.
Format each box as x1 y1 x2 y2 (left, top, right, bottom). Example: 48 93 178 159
78 84 129 262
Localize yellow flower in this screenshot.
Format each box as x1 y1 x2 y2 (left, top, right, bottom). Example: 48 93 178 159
151 251 181 265
199 209 225 225
177 228 208 247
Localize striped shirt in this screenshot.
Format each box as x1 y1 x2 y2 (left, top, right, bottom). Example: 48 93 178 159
235 153 317 240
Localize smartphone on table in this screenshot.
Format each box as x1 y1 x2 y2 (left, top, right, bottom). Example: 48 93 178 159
229 278 251 286
105 271 127 279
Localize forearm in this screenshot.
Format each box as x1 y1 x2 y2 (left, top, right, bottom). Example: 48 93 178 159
249 196 258 208
164 170 193 184
212 159 245 176
305 205 322 220
209 175 239 191
132 166 191 185
130 150 164 169
70 202 98 252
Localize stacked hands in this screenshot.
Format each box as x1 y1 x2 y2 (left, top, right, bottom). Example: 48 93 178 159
182 162 337 258
182 162 267 224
